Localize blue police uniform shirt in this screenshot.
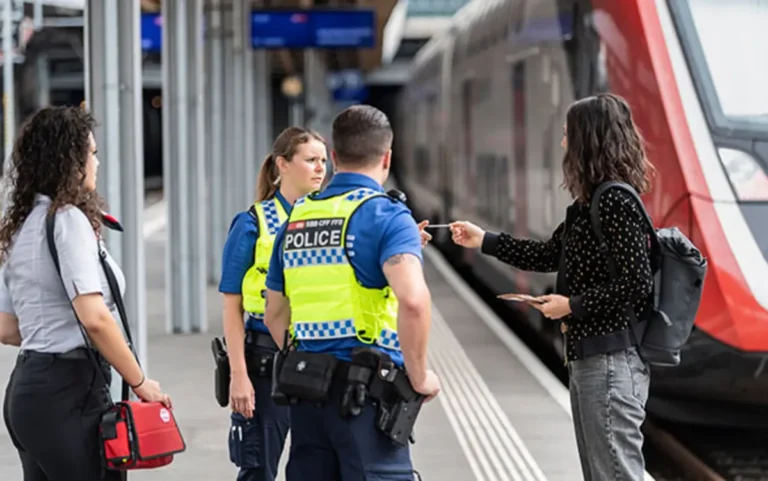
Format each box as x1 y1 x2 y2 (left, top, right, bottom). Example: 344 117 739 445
265 172 423 366
218 191 292 334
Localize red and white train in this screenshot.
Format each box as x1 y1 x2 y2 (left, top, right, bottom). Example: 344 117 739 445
395 0 768 428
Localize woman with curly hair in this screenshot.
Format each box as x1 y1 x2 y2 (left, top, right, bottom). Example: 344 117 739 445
450 93 655 480
0 106 171 480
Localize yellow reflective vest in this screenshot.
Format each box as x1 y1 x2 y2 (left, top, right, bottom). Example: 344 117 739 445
282 188 400 351
241 198 289 317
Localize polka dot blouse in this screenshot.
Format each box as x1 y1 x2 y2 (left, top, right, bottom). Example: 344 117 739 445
481 188 654 362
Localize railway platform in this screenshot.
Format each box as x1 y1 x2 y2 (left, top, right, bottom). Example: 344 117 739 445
0 200 636 481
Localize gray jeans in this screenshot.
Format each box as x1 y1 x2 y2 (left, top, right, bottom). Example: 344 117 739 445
568 346 651 481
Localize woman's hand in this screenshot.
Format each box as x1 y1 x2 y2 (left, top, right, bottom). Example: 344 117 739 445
449 221 486 249
230 372 256 418
417 220 432 248
133 377 173 408
532 294 572 320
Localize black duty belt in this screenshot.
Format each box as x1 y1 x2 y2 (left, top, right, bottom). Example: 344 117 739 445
19 347 102 362
271 346 424 447
244 330 278 350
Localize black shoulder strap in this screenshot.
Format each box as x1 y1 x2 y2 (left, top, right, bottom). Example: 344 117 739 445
45 212 139 402
589 182 657 255
587 182 655 353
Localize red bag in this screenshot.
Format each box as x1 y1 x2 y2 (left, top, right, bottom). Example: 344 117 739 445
100 401 186 470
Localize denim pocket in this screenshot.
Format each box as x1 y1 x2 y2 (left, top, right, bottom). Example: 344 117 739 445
228 412 262 469
626 347 650 404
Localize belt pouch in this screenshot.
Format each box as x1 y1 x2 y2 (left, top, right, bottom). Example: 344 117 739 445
211 338 230 407
277 351 338 402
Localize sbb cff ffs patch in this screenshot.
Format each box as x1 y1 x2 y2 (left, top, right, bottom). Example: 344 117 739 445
285 218 345 251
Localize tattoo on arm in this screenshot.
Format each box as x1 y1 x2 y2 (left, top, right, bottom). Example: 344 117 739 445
385 253 416 266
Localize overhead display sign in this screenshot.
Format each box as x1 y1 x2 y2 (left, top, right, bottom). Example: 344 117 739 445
141 12 162 52
250 9 376 49
327 70 368 104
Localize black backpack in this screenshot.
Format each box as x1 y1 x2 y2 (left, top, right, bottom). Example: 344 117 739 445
589 182 708 367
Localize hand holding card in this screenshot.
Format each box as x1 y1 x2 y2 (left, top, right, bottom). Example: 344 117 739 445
496 293 545 304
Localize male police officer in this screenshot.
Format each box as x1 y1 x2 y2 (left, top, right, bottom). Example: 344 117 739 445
264 105 440 480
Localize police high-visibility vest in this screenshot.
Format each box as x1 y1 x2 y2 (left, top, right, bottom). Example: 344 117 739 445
282 188 400 351
242 198 289 316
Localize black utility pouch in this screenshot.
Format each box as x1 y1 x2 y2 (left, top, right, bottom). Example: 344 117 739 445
276 351 338 402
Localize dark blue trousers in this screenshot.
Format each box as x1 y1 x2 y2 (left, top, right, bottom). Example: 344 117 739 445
286 386 415 481
228 347 291 481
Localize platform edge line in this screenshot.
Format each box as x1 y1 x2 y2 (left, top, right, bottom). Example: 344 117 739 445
431 308 547 481
423 246 657 481
429 343 506 481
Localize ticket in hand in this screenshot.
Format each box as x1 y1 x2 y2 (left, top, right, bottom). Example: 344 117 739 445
497 293 545 304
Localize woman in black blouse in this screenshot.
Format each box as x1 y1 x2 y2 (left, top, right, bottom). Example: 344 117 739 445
451 93 655 481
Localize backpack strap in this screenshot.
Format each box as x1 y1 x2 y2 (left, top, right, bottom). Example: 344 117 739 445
588 181 655 353
589 182 659 255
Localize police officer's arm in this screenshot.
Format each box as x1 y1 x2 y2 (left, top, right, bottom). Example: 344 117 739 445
383 253 431 385
264 224 291 347
0 267 20 346
219 212 259 378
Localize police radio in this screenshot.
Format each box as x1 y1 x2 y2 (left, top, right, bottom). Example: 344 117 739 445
386 189 407 204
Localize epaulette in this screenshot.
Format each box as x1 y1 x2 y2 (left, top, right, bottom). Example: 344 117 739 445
101 211 124 232
386 188 408 204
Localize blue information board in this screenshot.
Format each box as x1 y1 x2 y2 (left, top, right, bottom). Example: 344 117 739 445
327 70 369 103
250 9 375 49
141 12 162 52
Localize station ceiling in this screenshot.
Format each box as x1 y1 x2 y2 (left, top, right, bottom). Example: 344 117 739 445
139 0 398 76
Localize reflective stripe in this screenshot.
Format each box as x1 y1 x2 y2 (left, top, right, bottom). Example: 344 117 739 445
262 199 283 235
293 320 401 351
283 247 348 268
345 188 379 201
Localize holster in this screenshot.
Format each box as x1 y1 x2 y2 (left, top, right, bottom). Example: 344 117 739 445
211 337 230 407
339 347 424 447
373 369 424 447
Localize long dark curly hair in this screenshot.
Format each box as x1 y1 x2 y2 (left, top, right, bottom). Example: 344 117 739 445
562 93 655 202
0 106 104 262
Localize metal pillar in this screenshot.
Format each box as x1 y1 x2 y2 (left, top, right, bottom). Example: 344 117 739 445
230 0 245 209
36 54 49 107
163 0 192 333
84 0 146 397
253 50 271 182
187 0 207 332
3 0 16 166
241 0 255 204
206 0 225 285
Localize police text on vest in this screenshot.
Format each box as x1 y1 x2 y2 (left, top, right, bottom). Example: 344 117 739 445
285 218 345 250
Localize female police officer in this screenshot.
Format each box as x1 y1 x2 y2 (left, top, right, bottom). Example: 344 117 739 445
218 126 327 481
0 106 170 480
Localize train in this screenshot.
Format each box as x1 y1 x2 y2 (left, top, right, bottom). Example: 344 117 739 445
394 0 768 428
